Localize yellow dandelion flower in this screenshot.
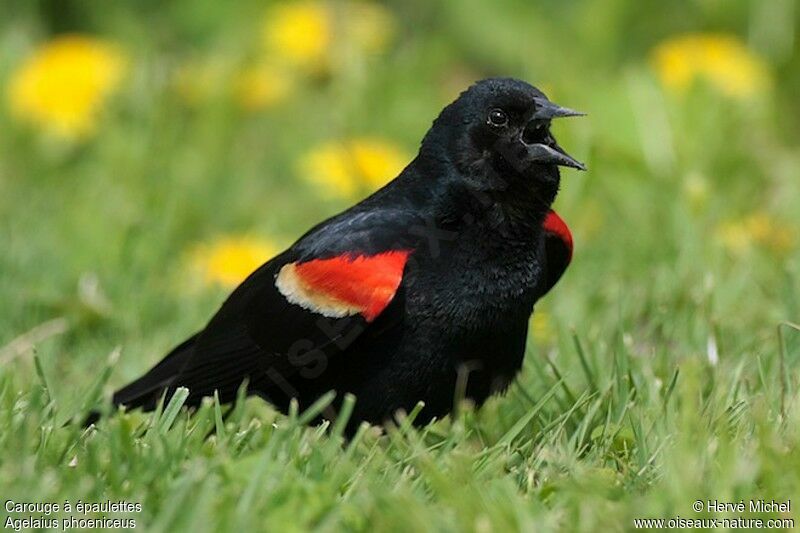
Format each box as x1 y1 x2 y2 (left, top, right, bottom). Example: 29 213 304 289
7 34 127 138
716 213 796 255
683 172 709 210
299 138 408 199
530 311 555 344
263 1 331 71
651 34 770 99
262 1 395 73
745 213 773 241
745 213 796 254
191 236 279 287
350 139 408 189
301 142 359 197
344 2 395 56
233 65 292 111
717 220 753 255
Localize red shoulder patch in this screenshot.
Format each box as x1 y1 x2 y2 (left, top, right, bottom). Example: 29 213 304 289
543 210 573 261
275 250 410 322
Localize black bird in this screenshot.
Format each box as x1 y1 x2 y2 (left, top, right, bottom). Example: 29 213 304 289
94 78 585 433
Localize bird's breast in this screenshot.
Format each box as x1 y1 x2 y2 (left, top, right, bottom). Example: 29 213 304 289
404 244 542 330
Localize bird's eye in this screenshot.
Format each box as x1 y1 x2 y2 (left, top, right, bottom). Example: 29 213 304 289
487 108 508 127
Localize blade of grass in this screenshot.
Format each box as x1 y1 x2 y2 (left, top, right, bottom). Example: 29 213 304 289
297 390 336 426
777 321 800 420
572 330 598 393
544 355 577 405
496 380 562 448
331 393 356 438
32 352 52 405
76 347 119 421
213 390 227 440
158 387 190 434
662 367 679 413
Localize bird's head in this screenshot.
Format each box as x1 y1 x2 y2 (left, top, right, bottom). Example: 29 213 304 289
422 78 585 205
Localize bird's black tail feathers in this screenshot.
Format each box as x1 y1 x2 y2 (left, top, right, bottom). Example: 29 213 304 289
83 333 199 427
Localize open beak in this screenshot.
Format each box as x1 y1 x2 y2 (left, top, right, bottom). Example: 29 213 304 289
524 141 586 171
523 96 586 171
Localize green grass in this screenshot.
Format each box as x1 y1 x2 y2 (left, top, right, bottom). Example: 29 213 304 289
1 0 800 531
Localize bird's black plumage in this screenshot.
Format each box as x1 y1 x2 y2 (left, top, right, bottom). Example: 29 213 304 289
97 78 584 433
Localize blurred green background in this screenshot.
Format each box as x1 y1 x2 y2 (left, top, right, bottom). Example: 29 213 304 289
1 1 799 531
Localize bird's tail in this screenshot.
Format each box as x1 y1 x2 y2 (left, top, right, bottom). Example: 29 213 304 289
83 333 199 426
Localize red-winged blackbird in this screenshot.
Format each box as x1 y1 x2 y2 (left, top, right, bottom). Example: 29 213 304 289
92 78 584 432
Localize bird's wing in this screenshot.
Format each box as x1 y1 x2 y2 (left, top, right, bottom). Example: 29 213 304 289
537 209 573 299
171 209 416 405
